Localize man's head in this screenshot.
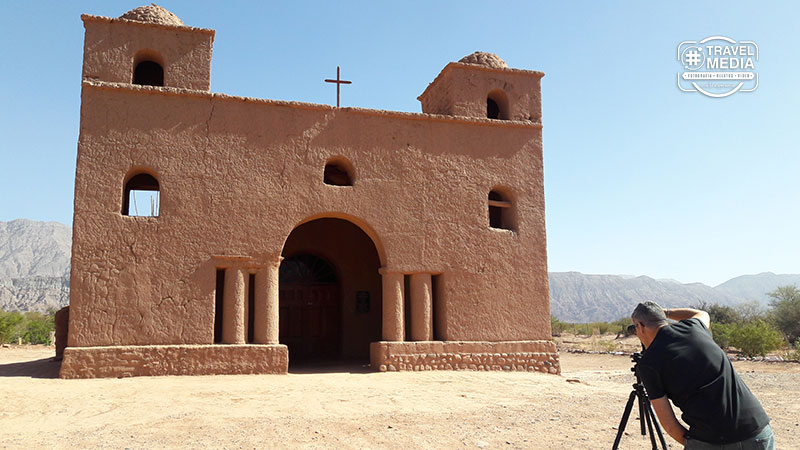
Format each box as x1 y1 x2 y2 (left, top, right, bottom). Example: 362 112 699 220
631 301 668 348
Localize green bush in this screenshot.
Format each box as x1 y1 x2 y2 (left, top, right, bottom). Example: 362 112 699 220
550 316 568 336
611 317 634 335
768 285 800 344
22 312 55 345
729 320 783 358
0 310 25 344
694 302 743 325
711 322 734 349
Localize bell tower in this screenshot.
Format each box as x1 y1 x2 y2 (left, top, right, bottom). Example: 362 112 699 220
81 4 215 91
418 51 543 123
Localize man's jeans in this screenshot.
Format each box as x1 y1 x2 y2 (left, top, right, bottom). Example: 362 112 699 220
684 424 775 450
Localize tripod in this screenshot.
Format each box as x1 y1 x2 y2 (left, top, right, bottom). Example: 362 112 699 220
612 352 669 450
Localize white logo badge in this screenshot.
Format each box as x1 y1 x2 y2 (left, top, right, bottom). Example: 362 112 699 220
677 36 758 98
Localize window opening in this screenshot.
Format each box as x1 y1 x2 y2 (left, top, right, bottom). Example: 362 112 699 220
488 190 514 230
324 163 353 186
487 90 509 120
214 269 225 344
487 98 500 119
133 60 164 86
122 173 160 217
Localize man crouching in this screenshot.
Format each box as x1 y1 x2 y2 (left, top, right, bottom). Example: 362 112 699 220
631 302 775 449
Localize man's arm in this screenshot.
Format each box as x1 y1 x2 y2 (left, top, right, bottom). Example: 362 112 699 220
664 307 710 329
650 396 689 445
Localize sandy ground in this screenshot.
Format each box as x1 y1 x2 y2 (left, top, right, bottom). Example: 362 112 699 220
1 343 799 450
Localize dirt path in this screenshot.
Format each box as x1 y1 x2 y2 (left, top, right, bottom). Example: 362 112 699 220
1 346 798 449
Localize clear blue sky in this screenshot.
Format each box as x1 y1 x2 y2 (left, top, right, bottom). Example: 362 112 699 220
1 1 797 286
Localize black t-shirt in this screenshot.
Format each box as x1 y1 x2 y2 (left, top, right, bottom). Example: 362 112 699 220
638 318 770 444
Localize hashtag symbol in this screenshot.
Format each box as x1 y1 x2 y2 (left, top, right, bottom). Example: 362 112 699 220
684 49 701 66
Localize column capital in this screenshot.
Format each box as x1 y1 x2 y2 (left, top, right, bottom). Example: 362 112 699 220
379 267 403 276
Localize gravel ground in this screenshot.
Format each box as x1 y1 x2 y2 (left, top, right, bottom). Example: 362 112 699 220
1 345 798 449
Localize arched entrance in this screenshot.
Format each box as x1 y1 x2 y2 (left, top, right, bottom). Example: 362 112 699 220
280 217 382 365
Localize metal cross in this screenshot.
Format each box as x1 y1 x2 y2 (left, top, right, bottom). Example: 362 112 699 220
324 66 352 107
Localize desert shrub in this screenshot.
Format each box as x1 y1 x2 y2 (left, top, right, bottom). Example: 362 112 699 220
551 316 568 336
734 301 765 323
22 312 55 345
0 310 25 344
592 322 613 335
694 302 742 325
711 322 734 349
729 320 783 358
781 340 800 362
768 285 800 344
574 323 594 336
596 339 618 352
611 317 633 335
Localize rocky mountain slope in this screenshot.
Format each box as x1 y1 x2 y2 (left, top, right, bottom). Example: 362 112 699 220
549 272 743 322
714 272 800 303
0 219 71 313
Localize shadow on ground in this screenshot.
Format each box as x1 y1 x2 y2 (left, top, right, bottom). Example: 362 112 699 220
288 359 374 375
0 358 61 379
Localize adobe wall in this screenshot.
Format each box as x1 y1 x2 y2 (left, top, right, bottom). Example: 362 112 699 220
68 82 549 350
370 341 559 373
60 344 288 378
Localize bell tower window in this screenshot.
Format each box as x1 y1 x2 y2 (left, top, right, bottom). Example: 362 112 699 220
133 61 164 86
487 89 509 120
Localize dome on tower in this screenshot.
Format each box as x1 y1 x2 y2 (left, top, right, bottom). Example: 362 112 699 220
458 52 508 69
120 4 185 26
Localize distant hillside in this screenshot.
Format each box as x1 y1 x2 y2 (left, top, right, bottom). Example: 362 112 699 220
0 276 69 313
0 219 71 313
549 272 744 323
0 219 71 279
714 272 800 303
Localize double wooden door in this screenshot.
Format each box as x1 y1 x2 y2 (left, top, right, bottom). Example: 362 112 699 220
279 268 341 363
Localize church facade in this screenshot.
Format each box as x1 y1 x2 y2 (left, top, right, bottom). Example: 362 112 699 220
60 5 558 378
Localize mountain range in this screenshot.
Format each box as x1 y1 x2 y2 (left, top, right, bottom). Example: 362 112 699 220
1 219 798 322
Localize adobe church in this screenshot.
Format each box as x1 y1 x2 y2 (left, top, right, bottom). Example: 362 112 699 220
60 5 559 378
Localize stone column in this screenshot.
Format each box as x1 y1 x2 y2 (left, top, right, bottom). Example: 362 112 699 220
380 269 404 341
222 268 246 344
254 258 281 344
410 273 433 341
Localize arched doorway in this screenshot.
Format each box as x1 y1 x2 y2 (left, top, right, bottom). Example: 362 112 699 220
280 218 382 365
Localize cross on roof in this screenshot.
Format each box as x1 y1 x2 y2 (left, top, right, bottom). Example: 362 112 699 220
324 66 352 107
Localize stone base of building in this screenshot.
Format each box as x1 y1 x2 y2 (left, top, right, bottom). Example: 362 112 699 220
60 344 289 379
369 340 559 374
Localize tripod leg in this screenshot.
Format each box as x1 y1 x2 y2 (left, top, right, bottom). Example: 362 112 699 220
612 390 638 450
646 403 669 450
637 390 647 435
643 402 659 450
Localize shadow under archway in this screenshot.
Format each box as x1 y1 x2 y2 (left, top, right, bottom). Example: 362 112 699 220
280 218 382 371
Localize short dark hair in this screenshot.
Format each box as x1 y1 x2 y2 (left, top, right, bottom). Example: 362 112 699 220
632 301 667 328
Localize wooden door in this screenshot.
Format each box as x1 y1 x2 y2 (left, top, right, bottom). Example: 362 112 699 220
279 255 340 360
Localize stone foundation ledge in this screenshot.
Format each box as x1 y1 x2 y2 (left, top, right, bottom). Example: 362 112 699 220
370 340 559 374
60 344 288 379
